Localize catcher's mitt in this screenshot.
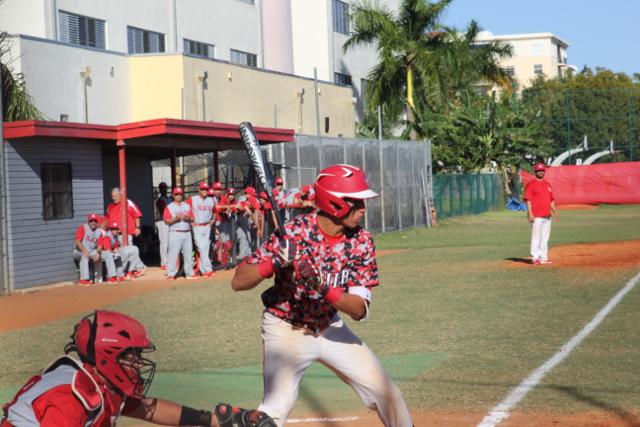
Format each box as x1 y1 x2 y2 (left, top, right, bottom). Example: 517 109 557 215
215 403 276 427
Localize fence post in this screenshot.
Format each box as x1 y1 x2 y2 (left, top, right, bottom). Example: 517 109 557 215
411 145 417 227
295 138 302 188
379 140 386 232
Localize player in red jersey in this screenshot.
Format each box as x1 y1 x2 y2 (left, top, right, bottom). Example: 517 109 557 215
1 310 274 427
524 163 558 265
231 165 413 427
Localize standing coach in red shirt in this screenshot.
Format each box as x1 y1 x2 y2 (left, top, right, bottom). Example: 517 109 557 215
524 163 559 265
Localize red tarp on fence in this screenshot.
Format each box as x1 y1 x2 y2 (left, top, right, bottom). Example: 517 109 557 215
520 162 640 205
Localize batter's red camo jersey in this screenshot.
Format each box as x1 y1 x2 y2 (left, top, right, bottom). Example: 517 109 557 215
247 212 379 332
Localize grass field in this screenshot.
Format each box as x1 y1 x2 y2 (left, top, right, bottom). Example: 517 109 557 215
1 205 639 425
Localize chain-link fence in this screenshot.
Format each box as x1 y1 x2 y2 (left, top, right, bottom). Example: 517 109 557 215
432 173 503 220
522 87 640 163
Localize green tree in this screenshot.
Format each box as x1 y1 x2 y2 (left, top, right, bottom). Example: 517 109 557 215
1 32 43 121
345 0 453 139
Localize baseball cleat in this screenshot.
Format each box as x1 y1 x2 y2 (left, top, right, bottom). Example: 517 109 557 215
185 275 199 280
160 265 167 270
107 277 119 284
79 280 92 286
166 275 176 280
125 273 133 281
532 259 541 265
132 267 147 277
206 271 217 278
117 276 126 282
540 259 554 265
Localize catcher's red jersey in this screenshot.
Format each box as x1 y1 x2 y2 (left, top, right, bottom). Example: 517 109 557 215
247 212 379 332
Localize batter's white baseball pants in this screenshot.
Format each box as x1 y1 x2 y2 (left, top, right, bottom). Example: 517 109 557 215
155 220 169 267
530 216 552 261
193 224 212 274
167 230 194 277
258 312 413 427
73 249 102 281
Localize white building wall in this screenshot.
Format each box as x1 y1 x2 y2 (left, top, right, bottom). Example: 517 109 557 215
0 0 47 38
13 36 131 124
290 0 331 80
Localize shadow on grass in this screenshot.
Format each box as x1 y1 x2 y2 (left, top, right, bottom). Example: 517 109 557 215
504 257 533 265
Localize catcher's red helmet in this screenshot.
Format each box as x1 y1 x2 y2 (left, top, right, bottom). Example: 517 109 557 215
534 163 546 172
65 310 156 398
314 164 378 218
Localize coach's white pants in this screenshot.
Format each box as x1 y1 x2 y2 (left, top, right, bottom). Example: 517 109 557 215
530 217 552 261
156 220 169 267
258 312 413 427
73 249 102 281
167 231 194 277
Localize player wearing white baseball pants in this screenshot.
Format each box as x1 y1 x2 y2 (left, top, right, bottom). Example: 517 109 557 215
119 244 145 273
258 313 413 427
73 249 103 281
193 225 212 273
167 231 194 277
101 251 122 278
236 215 253 259
530 217 552 262
156 220 169 267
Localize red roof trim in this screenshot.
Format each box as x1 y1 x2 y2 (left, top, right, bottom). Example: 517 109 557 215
3 118 295 143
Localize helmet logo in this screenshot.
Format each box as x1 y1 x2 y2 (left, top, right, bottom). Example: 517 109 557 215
340 167 354 177
101 338 119 343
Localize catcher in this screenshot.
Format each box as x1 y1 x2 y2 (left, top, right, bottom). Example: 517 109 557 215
1 310 274 427
231 164 413 427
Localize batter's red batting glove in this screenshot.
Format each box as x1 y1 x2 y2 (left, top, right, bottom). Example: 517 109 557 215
270 237 299 271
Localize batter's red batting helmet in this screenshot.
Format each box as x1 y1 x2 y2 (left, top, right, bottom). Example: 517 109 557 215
274 177 283 185
534 163 546 172
65 310 156 398
314 164 378 218
172 187 184 195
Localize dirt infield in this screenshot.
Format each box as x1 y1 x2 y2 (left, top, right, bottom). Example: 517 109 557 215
0 250 405 333
505 240 640 270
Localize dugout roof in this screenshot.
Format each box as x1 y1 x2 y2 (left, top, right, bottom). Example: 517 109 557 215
2 118 295 159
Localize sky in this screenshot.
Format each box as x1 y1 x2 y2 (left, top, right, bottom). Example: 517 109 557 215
442 0 639 75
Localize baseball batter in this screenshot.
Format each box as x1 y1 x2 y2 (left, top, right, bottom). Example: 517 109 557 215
524 163 558 265
188 182 216 278
72 214 103 286
231 164 413 427
155 182 173 269
164 187 197 280
1 310 275 427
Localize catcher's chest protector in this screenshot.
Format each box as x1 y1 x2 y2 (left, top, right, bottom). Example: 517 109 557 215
3 356 104 427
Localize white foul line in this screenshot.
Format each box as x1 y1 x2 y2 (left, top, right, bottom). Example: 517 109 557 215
478 270 640 427
287 416 360 424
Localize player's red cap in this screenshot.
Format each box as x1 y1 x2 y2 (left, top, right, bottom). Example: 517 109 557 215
227 188 236 195
301 185 311 194
259 191 268 199
199 182 209 190
212 182 223 190
314 164 378 218
110 222 119 230
274 177 283 185
534 163 546 172
87 213 99 222
207 188 215 196
244 186 256 195
172 187 184 195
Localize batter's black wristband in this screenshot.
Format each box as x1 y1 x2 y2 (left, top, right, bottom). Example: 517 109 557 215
179 406 212 426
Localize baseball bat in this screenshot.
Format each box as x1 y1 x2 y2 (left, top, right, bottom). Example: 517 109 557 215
238 122 286 237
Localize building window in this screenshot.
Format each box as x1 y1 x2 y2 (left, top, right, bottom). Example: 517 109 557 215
184 39 215 59
41 163 73 220
505 66 515 77
59 11 105 49
230 49 257 67
334 72 352 86
533 64 543 75
333 0 350 35
127 26 165 54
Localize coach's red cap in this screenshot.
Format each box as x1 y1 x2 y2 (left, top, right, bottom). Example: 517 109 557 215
199 182 209 190
534 163 546 172
109 222 120 230
274 177 283 185
173 187 184 195
87 213 99 222
212 182 223 190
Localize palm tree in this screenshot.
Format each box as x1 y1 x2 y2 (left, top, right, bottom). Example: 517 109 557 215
1 32 43 121
345 0 452 139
